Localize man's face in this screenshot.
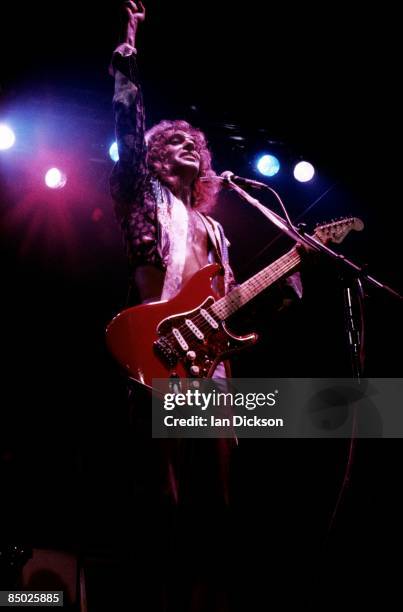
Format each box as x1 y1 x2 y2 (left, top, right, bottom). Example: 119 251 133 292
163 130 201 179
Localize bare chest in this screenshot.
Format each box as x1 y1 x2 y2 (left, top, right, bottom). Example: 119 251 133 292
182 212 210 284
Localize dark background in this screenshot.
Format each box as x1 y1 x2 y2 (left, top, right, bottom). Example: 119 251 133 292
1 1 402 608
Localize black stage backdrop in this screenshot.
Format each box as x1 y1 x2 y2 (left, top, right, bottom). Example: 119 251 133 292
1 2 402 609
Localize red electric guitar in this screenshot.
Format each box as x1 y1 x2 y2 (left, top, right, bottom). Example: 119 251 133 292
106 218 363 388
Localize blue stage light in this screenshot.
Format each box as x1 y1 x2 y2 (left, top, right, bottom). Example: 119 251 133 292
0 124 16 150
109 141 119 162
256 154 280 177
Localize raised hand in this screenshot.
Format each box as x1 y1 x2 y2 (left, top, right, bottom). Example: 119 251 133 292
124 1 146 47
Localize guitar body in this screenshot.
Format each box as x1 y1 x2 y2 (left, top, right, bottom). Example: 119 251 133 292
106 263 258 388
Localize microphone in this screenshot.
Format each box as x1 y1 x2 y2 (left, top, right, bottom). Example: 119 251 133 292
201 171 295 233
211 171 268 190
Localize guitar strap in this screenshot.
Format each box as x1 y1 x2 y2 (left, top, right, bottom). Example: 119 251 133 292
197 212 233 294
196 213 233 380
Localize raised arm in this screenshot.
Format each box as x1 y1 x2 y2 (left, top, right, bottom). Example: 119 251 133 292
110 1 147 211
124 0 145 47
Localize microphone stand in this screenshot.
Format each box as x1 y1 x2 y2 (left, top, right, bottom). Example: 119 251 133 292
224 178 403 302
223 175 402 530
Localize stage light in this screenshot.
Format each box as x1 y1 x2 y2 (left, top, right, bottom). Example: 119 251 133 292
293 161 315 182
109 141 119 162
0 124 16 150
256 154 280 177
45 168 67 189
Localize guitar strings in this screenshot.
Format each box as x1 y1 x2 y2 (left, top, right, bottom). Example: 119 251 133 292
167 253 300 347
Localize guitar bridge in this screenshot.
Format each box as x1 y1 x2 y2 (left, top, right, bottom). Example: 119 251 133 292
154 336 180 368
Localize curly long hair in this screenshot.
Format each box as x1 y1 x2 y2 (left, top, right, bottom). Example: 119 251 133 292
145 120 218 213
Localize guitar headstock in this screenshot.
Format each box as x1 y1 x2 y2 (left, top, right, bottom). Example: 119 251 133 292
314 217 364 244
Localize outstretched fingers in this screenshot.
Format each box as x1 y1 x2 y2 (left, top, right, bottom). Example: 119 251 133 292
125 0 146 21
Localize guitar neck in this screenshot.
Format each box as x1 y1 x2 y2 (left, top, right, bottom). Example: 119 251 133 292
212 247 301 320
